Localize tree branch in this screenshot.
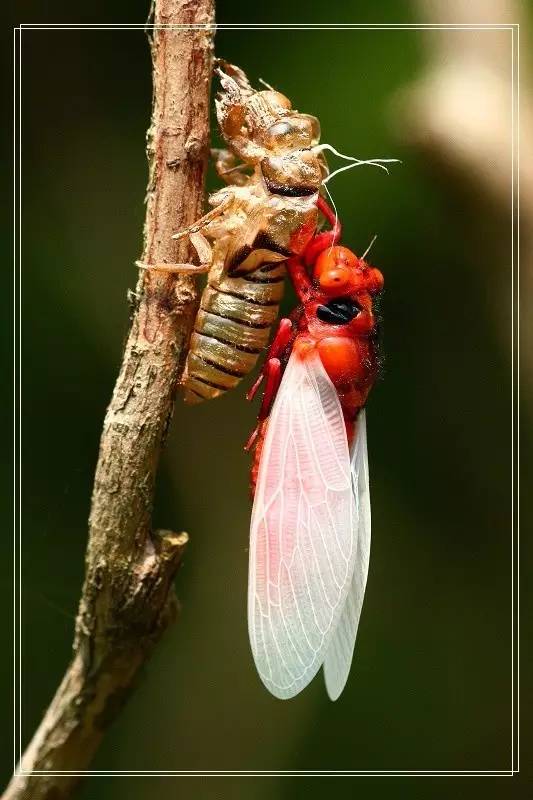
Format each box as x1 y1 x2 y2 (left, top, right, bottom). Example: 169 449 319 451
5 2 215 798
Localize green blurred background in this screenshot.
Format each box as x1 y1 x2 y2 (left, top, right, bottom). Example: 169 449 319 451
4 0 531 798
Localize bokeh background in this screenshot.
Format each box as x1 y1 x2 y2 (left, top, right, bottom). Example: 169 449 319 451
4 0 532 798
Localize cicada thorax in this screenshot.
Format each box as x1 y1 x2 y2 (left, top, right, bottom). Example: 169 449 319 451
246 245 384 496
181 61 328 404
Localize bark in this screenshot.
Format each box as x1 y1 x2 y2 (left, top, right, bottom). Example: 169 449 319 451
5 2 215 798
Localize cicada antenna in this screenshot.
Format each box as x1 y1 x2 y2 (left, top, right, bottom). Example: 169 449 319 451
361 234 378 261
258 77 277 91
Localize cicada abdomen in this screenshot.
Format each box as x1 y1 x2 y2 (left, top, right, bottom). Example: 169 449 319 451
184 259 286 402
174 61 329 403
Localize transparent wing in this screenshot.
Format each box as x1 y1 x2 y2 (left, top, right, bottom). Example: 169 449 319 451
323 409 371 701
248 348 357 699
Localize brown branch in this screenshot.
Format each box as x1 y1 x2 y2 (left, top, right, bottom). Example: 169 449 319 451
5 2 215 798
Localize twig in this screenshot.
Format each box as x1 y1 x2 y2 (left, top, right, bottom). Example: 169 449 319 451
5 2 215 798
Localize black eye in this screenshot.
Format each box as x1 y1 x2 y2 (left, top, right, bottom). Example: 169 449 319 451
316 298 361 325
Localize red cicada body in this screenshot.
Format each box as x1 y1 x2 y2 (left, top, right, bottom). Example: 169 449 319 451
246 202 383 700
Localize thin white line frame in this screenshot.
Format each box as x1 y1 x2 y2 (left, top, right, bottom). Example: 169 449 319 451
13 21 519 779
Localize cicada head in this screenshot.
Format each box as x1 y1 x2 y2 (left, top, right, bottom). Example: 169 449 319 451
215 60 326 188
313 246 384 296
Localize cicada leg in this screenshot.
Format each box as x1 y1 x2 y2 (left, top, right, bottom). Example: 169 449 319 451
136 232 213 275
247 318 294 401
286 255 313 304
171 191 234 242
303 196 342 266
244 359 282 452
245 318 294 451
212 148 250 187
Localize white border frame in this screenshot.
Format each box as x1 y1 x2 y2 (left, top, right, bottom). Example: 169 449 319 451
12 21 520 779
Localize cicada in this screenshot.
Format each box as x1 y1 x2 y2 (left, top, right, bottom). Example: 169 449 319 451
245 210 384 700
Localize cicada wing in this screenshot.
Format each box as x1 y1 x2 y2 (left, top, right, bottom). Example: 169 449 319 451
324 409 371 701
248 349 358 699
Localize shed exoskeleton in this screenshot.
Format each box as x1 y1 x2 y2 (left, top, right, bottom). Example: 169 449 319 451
171 61 329 403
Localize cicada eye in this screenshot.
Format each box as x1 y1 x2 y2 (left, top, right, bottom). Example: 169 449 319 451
263 116 315 152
